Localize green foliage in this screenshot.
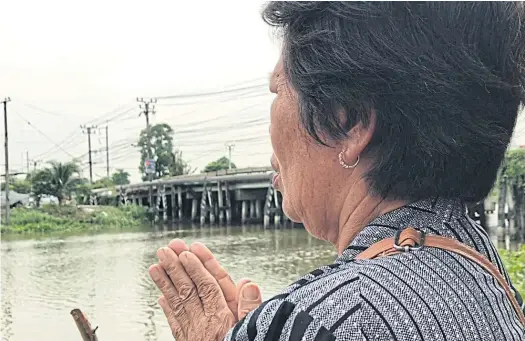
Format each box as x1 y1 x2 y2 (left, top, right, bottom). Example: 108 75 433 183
138 123 174 180
489 149 525 198
111 169 130 185
500 245 525 297
138 123 192 180
31 160 81 205
31 168 53 206
2 204 148 234
1 178 31 194
502 149 525 179
169 150 193 176
203 156 236 172
91 177 114 189
72 182 92 205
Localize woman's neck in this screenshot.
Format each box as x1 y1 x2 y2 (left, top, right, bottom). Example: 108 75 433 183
335 180 407 255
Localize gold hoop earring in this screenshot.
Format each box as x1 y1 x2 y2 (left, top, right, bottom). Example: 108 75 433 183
338 151 359 169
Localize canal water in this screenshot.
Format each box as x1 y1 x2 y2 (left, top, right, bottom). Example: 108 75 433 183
1 225 336 341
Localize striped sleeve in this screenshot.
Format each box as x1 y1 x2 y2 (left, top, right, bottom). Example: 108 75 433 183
223 294 294 341
223 281 369 341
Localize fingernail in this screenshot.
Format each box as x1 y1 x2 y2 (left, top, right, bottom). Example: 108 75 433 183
157 248 166 262
242 284 260 300
149 266 160 280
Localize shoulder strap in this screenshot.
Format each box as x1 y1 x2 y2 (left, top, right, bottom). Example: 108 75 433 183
356 227 525 326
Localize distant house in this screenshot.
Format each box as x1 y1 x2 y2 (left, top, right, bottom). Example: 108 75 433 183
0 191 31 208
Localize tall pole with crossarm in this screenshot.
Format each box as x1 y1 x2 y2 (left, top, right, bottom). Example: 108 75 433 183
2 97 11 225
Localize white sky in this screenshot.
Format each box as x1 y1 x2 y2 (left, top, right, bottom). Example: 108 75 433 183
1 0 524 183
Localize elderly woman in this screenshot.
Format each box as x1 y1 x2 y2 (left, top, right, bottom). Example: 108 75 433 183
148 2 525 340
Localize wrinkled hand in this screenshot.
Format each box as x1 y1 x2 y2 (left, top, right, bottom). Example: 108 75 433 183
164 240 262 320
149 240 262 341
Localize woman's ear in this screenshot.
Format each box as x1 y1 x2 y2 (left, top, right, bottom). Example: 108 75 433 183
341 109 376 165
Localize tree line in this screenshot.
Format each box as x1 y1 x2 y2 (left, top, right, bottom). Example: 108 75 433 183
3 122 236 206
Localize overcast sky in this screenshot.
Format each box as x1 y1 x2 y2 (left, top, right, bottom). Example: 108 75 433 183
1 0 524 183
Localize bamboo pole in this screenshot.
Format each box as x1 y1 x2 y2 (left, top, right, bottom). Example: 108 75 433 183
70 309 99 341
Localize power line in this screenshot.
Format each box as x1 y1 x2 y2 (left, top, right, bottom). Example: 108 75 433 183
31 105 138 160
83 103 136 126
20 102 69 117
157 90 271 107
156 83 267 100
11 109 77 159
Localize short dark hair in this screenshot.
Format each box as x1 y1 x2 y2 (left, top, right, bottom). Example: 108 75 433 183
263 1 525 202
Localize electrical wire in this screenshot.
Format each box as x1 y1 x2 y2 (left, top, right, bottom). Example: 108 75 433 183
156 83 268 100
11 109 77 158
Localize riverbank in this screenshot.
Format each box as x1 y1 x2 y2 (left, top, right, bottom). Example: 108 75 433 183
1 204 148 235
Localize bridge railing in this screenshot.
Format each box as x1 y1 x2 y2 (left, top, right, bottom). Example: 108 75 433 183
92 167 273 194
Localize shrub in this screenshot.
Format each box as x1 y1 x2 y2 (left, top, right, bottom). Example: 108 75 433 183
3 205 148 234
500 245 525 297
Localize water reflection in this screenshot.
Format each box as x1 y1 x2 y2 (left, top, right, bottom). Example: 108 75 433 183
1 225 335 341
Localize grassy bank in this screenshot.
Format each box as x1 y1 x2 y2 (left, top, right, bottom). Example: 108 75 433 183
500 245 525 297
2 204 148 234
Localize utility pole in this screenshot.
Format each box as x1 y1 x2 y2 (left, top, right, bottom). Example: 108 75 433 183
105 124 110 178
81 125 97 183
225 142 235 170
32 159 41 172
29 159 41 196
137 97 157 212
2 97 11 225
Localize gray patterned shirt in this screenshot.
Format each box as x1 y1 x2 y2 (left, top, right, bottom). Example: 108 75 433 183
224 198 525 340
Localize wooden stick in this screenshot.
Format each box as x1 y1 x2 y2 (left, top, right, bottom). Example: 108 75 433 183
70 308 99 341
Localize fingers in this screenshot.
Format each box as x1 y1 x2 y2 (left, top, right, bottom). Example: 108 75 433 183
148 264 192 331
156 247 204 320
168 239 189 255
179 251 231 317
235 278 252 318
237 283 262 320
189 242 239 316
158 296 185 340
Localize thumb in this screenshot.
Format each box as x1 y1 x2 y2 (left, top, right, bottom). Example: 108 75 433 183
237 283 262 320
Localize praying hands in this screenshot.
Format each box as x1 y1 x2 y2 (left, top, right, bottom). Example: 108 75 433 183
148 239 262 341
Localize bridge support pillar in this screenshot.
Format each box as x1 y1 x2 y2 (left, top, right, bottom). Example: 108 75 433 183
160 185 167 222
263 185 273 229
200 190 207 225
224 182 232 224
273 189 281 228
241 201 248 225
255 200 262 220
250 201 256 219
155 193 161 222
171 186 177 219
217 182 224 224
191 199 198 221
177 187 183 220
207 188 215 225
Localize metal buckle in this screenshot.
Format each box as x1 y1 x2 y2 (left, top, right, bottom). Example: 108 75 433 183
393 229 426 252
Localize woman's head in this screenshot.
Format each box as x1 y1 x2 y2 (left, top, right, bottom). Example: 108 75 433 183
264 2 525 239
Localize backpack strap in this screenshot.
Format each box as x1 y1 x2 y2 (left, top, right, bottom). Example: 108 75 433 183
356 227 525 326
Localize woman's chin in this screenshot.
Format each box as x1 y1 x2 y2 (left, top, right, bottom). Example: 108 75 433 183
282 198 302 223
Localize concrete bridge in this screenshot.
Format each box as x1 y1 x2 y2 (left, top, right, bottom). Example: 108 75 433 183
91 167 524 247
91 167 289 228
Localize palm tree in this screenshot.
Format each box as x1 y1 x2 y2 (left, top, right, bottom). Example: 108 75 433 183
45 161 81 205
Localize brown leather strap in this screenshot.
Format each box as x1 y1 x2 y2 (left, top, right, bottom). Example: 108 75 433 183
356 227 525 326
